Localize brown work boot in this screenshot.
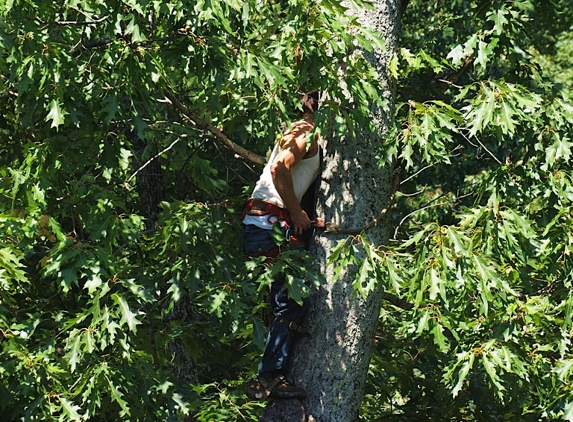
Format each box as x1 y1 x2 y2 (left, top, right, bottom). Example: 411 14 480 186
247 373 306 401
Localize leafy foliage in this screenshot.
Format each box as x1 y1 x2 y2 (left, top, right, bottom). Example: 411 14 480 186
0 0 372 420
358 0 573 420
2 0 573 420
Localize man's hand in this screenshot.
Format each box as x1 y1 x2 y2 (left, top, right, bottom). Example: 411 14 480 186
289 209 312 235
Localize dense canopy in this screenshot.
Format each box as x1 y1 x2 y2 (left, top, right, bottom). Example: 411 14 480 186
1 0 573 420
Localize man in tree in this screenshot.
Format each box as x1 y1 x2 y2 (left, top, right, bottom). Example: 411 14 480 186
240 91 321 401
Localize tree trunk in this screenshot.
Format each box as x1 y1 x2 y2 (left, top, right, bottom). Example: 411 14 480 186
131 132 197 421
131 134 165 230
275 2 402 421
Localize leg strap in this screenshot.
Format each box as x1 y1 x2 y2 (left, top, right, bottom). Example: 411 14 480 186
261 374 284 395
275 317 311 337
247 374 284 401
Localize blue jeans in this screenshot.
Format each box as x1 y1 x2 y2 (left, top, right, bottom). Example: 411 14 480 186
240 224 308 377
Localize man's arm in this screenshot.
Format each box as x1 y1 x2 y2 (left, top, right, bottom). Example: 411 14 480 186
270 121 316 235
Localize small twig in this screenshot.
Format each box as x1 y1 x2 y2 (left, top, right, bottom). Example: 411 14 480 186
400 0 410 17
69 373 84 392
148 311 159 367
214 384 248 418
70 39 112 56
437 78 463 89
14 293 60 315
436 58 475 87
124 138 181 188
400 188 427 197
400 164 434 185
113 228 159 256
460 131 502 165
393 193 447 239
68 5 91 19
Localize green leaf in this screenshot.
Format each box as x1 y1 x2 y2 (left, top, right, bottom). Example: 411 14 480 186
84 274 103 295
241 2 250 27
355 256 375 298
545 134 572 167
389 53 399 79
416 309 430 333
102 93 119 123
45 99 67 130
483 352 505 396
385 255 403 294
210 290 226 317
98 308 120 349
244 51 257 78
251 316 267 350
564 401 573 422
431 322 449 353
555 359 573 382
0 247 27 285
446 226 468 256
488 8 509 35
447 44 465 66
429 268 443 301
106 376 131 416
271 223 285 245
285 273 316 306
125 15 147 42
59 397 82 421
499 99 517 135
452 352 475 397
357 26 386 51
285 274 305 307
112 294 141 333
172 393 191 416
475 40 490 71
65 329 83 373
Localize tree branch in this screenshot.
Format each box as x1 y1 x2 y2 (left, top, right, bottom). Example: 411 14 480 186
36 15 108 26
381 292 413 310
70 39 112 56
163 91 266 166
435 58 475 89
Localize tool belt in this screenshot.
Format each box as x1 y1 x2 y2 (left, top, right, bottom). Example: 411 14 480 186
241 198 305 250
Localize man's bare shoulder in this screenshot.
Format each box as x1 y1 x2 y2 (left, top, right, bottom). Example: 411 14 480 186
279 119 314 148
292 118 314 128
285 119 313 133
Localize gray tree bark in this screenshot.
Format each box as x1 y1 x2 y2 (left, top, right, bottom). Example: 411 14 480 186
275 2 402 421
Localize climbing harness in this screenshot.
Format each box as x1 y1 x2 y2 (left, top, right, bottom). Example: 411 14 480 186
241 198 305 248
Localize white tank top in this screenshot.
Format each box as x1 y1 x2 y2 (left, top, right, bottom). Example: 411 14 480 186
251 142 320 207
244 129 320 229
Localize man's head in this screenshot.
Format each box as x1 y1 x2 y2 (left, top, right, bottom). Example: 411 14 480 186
301 91 319 115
